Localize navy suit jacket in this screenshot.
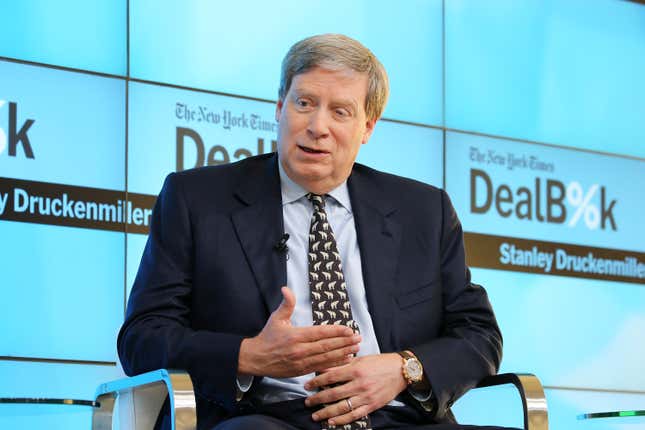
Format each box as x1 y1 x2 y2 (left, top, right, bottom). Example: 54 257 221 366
118 153 502 428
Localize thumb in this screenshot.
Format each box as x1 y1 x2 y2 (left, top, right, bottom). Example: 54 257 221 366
272 286 296 321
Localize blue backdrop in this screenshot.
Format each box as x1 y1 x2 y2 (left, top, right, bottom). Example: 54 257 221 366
1 1 644 428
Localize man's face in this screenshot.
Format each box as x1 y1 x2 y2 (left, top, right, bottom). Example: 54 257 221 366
275 66 376 194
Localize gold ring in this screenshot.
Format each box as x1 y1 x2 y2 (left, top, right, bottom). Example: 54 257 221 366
346 398 353 411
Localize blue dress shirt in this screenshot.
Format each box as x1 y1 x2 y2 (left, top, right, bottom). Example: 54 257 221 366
249 164 384 403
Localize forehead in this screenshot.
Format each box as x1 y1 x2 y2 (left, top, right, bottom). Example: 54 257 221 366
289 67 369 102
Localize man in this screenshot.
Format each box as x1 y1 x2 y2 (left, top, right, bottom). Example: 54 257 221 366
118 34 507 430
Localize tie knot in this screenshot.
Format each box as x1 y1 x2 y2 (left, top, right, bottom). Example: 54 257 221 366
307 193 325 211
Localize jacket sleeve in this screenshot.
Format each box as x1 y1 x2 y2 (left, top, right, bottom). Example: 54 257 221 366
410 189 503 419
117 172 244 410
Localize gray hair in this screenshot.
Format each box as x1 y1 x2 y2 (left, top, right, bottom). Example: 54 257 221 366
278 34 389 121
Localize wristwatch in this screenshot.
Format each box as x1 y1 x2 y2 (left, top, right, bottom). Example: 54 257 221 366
397 350 424 386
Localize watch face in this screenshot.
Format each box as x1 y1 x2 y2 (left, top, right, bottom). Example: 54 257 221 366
407 359 423 380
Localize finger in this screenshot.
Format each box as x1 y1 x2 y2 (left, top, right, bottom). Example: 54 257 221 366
278 330 357 365
292 324 356 342
307 333 361 356
311 398 353 422
317 360 352 374
305 364 353 391
327 404 371 427
299 345 357 375
305 380 354 406
295 334 360 363
272 286 296 321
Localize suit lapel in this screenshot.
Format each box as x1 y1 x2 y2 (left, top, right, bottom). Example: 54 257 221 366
231 155 286 315
348 166 402 353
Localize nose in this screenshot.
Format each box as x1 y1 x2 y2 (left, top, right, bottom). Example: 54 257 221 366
307 109 330 140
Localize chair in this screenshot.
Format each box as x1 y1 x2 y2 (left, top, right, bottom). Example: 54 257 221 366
93 370 196 430
92 370 548 430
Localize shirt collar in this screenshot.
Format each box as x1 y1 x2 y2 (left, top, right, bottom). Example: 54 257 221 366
278 160 352 213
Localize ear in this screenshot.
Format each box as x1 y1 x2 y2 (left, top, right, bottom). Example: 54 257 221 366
275 99 284 122
361 117 378 145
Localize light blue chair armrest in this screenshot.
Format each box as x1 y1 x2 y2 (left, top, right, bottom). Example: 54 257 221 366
92 369 196 430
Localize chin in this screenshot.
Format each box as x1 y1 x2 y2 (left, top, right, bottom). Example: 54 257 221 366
294 172 334 192
292 165 330 181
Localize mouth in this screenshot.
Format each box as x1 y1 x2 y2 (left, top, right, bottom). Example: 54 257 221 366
298 145 328 155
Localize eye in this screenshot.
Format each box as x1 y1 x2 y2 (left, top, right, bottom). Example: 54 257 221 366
295 98 311 108
334 108 351 118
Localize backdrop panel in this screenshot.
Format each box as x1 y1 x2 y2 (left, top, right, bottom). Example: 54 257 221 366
445 0 645 157
445 131 644 391
0 60 125 361
0 0 126 75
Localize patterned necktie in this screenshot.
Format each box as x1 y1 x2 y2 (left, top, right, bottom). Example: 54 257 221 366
307 193 371 430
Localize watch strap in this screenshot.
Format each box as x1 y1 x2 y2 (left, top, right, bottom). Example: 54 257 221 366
398 350 417 361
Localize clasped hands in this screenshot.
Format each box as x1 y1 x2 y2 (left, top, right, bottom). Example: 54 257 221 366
239 287 407 426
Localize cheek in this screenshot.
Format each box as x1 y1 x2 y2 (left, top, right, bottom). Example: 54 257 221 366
278 120 295 143
283 118 306 141
342 132 365 158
